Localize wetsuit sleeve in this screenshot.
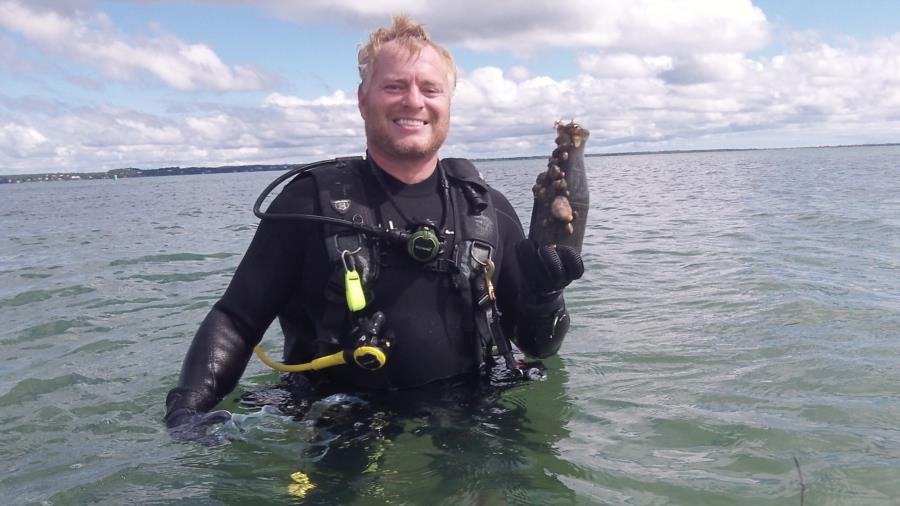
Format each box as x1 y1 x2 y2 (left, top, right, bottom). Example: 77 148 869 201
164 177 317 423
492 189 572 359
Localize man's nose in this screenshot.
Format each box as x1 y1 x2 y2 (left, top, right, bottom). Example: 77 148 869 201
402 86 425 108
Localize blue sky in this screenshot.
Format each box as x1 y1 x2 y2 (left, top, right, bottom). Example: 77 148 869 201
1 0 899 174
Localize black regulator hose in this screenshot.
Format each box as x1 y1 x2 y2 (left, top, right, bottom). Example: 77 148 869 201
252 160 413 246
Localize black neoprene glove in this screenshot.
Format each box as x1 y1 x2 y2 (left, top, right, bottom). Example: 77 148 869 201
165 408 232 446
512 239 583 358
515 239 584 300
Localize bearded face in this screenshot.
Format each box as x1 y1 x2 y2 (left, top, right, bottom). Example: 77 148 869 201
358 42 452 166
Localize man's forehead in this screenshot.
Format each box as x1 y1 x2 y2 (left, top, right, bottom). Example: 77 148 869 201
375 42 445 72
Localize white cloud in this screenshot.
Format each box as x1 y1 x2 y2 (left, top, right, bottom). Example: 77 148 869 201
445 32 900 154
0 123 49 157
0 0 270 91
247 0 770 55
507 66 531 82
660 53 762 84
0 94 368 172
579 53 673 79
263 91 356 108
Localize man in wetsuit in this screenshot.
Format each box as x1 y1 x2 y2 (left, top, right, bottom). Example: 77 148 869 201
165 16 583 439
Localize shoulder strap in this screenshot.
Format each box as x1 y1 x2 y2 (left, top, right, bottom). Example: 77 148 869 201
306 157 379 347
308 156 379 285
441 158 497 247
441 159 516 370
441 157 489 190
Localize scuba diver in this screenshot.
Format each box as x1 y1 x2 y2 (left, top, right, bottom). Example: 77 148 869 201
164 15 584 442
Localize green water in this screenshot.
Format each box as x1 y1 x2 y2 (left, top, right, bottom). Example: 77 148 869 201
2 146 899 505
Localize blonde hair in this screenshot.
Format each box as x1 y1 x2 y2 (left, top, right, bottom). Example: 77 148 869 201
358 15 457 92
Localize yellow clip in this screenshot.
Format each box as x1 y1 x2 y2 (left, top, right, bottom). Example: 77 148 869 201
484 259 496 301
345 269 366 312
343 251 366 312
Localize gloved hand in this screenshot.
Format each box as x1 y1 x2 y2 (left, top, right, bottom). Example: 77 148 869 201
166 408 232 446
515 239 584 299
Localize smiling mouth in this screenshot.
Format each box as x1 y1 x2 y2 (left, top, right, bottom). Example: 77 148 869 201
394 118 427 127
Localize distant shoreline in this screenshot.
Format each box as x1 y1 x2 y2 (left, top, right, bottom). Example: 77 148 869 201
2 142 897 184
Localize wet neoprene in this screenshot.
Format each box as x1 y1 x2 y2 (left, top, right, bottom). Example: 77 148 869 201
164 158 573 423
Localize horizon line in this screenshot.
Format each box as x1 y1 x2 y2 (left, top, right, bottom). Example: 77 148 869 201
2 142 898 179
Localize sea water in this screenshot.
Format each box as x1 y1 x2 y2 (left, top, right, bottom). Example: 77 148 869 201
1 146 899 505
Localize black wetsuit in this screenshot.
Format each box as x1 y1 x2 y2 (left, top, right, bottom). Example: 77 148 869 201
165 158 547 419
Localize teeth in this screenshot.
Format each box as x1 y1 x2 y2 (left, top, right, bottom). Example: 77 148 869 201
396 119 425 126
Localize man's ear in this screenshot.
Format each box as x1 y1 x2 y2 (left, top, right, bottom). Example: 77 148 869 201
357 84 367 120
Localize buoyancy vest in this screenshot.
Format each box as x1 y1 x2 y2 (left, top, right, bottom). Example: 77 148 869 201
305 156 516 371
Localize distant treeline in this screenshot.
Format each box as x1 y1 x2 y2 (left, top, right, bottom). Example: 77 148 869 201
0 164 302 184
3 142 897 184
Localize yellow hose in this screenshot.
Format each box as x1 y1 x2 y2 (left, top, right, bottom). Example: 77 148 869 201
253 345 347 372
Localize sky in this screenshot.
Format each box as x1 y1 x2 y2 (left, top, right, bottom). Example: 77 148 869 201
1 0 899 175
